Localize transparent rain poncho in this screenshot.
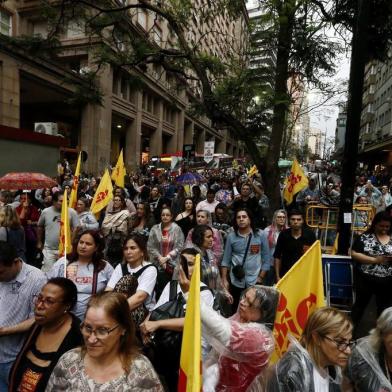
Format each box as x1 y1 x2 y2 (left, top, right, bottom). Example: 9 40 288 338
346 337 392 392
266 335 342 392
202 285 279 392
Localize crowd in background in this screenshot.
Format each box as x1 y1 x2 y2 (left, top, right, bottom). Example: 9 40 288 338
1 161 392 391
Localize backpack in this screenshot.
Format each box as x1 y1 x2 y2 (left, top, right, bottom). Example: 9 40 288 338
149 281 211 351
113 263 157 328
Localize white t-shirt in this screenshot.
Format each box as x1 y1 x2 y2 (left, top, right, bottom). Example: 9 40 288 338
312 367 329 392
153 281 214 360
48 257 114 320
154 281 214 310
107 262 157 311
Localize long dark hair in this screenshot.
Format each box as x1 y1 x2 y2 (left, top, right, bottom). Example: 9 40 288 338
68 230 106 272
123 233 148 261
191 224 213 249
131 202 151 229
366 211 392 235
182 197 196 216
233 208 257 234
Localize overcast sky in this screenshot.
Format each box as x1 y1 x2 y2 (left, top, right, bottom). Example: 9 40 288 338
308 52 351 139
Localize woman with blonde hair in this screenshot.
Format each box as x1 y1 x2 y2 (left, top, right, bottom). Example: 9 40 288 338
46 291 163 391
262 209 287 286
346 307 392 391
0 205 26 261
267 307 354 391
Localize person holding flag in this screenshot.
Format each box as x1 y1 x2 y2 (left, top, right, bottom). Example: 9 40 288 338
283 158 308 206
178 256 278 392
267 307 353 391
111 149 126 188
37 191 79 272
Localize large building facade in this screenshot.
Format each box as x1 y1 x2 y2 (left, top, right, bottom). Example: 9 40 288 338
0 1 247 175
359 57 392 167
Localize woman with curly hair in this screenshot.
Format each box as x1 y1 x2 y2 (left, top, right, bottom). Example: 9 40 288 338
47 230 114 320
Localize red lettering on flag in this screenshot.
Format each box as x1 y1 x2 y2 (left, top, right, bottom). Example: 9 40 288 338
96 190 109 204
287 171 302 193
296 293 317 330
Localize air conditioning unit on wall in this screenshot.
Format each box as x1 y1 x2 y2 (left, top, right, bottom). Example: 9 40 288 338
34 122 58 135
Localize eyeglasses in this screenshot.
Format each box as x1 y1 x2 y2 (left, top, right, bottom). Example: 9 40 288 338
323 335 356 352
80 323 119 339
33 294 64 307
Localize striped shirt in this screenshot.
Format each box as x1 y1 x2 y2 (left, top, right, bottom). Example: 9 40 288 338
0 262 46 363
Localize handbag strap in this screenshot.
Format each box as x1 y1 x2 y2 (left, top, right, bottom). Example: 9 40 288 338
92 265 99 295
169 280 178 301
121 263 157 279
238 232 252 268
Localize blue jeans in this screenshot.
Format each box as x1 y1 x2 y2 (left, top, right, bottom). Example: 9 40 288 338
0 361 13 392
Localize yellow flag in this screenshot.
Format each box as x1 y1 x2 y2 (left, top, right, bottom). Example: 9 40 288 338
247 164 259 177
69 152 81 209
178 254 202 391
272 240 325 362
90 169 113 215
111 149 126 188
58 190 72 257
283 158 308 205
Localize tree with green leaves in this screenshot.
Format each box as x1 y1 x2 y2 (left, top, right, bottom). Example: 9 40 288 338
10 0 347 210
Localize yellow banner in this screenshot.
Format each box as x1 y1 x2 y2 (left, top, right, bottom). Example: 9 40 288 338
90 169 113 215
178 254 202 391
283 158 308 205
272 240 325 362
58 190 72 257
69 152 81 209
111 149 126 188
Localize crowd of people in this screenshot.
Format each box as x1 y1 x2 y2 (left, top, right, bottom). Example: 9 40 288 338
1 165 392 391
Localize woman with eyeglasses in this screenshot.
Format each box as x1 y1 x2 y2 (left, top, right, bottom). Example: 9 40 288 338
47 230 114 320
346 306 392 391
46 292 163 391
9 278 83 392
178 266 277 392
267 307 354 391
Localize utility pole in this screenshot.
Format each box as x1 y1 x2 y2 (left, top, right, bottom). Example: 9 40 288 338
337 0 370 254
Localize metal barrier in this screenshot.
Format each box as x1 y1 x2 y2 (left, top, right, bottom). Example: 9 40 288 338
305 204 376 253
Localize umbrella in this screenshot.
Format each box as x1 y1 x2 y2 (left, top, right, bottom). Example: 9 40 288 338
175 172 204 185
278 159 293 168
0 172 57 190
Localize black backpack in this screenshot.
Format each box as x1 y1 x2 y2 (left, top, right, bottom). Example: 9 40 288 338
113 263 158 328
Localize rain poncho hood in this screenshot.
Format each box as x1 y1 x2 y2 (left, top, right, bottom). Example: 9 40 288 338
346 337 392 392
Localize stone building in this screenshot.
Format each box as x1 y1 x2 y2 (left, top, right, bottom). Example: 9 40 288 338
0 0 247 175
